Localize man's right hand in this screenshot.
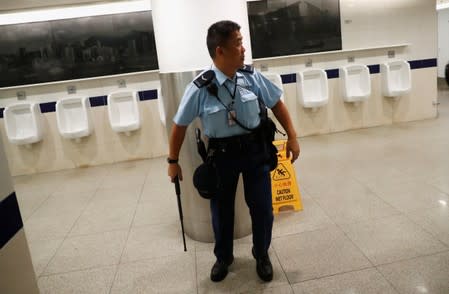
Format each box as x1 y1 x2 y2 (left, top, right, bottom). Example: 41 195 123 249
168 163 183 183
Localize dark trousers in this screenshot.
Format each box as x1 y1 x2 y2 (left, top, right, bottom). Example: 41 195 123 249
209 139 273 262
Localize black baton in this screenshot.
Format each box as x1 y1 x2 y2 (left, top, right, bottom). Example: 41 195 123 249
174 176 187 251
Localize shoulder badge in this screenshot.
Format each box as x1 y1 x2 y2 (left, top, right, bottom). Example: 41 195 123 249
238 64 254 74
193 70 215 88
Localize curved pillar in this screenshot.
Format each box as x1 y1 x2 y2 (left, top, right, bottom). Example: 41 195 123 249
0 137 39 294
151 0 253 242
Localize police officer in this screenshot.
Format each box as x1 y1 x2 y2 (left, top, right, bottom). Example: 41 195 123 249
167 20 300 282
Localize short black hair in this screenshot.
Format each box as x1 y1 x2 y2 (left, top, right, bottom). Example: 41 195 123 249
206 20 241 59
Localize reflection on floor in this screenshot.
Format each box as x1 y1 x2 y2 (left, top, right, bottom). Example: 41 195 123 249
15 86 449 293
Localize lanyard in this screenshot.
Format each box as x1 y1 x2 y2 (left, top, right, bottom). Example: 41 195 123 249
223 76 237 108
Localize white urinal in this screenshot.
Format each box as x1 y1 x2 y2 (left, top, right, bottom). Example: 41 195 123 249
56 96 92 140
297 68 329 110
340 64 371 102
263 72 285 102
157 88 166 126
107 90 141 134
4 102 43 145
381 60 411 97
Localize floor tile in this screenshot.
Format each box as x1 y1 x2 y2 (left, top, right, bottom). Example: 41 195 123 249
312 182 400 225
132 199 179 227
15 190 51 221
31 190 95 218
38 266 116 294
24 212 83 243
111 253 196 294
378 251 449 294
406 205 449 247
368 180 449 213
272 227 371 283
44 231 128 274
272 197 335 238
292 268 398 294
120 224 194 263
341 215 447 265
28 238 64 277
240 284 294 294
427 174 449 195
69 202 136 236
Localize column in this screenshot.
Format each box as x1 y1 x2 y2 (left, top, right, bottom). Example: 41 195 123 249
0 136 39 293
151 0 253 242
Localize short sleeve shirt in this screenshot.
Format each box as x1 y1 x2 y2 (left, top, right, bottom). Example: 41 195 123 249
173 65 282 138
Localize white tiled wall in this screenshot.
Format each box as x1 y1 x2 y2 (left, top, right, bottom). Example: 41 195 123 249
0 70 168 176
340 0 437 60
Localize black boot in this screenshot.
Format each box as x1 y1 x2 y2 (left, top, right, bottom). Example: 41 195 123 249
210 257 233 282
252 247 273 282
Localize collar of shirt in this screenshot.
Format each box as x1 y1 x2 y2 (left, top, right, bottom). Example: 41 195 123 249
211 64 243 86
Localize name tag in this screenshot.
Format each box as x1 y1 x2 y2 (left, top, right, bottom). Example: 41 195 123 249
228 110 236 126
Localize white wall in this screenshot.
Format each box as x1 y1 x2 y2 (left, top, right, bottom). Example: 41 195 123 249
341 0 437 60
438 8 449 77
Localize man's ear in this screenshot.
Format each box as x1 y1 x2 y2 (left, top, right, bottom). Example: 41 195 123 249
215 46 224 57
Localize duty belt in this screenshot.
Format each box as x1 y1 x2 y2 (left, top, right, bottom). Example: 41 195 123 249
208 132 260 153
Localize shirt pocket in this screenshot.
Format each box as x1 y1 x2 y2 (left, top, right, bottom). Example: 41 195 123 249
202 103 228 137
238 91 260 129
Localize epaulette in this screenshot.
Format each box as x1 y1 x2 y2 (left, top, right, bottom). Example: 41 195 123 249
238 64 254 74
193 70 215 88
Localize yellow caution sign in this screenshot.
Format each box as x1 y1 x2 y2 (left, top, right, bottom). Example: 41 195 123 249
270 140 303 214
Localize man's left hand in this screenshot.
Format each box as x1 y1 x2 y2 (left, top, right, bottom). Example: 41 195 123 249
286 138 300 163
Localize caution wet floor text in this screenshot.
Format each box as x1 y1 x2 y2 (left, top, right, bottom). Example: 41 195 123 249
270 140 303 214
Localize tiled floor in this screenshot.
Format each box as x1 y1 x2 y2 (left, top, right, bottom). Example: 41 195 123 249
14 85 449 293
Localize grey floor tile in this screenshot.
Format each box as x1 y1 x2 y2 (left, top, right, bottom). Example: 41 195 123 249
272 196 335 238
31 190 95 218
24 212 83 243
132 199 179 227
240 284 294 294
427 174 449 195
28 238 64 277
111 253 196 294
272 227 371 283
68 186 141 236
15 190 51 220
292 268 398 294
38 265 116 294
366 179 449 213
69 203 136 236
120 223 195 263
341 215 448 265
378 251 449 294
312 181 400 225
44 231 128 274
406 205 449 247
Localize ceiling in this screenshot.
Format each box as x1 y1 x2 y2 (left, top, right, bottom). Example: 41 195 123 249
0 0 127 12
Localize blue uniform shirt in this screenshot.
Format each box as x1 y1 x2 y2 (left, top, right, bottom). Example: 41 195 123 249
173 65 282 138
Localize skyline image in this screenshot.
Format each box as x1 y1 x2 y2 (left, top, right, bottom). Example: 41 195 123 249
0 11 158 88
248 0 342 58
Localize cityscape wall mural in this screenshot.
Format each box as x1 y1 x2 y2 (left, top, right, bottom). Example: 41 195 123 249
247 0 342 59
0 11 158 88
